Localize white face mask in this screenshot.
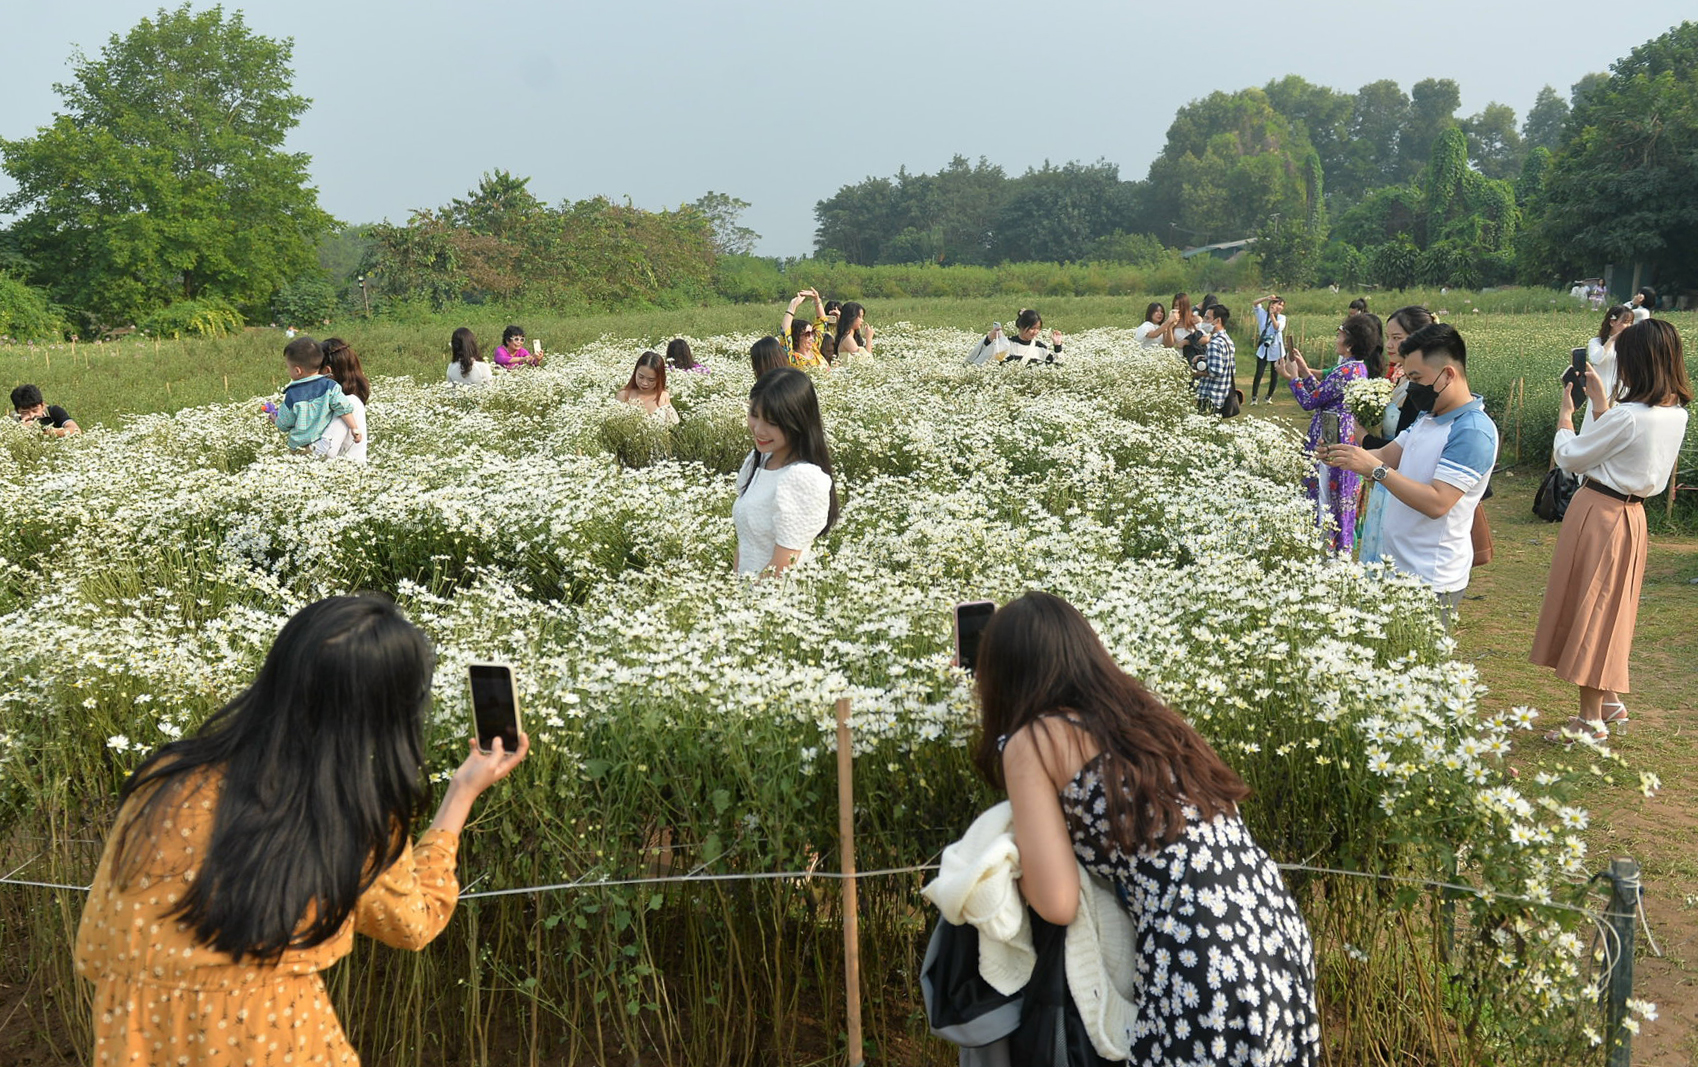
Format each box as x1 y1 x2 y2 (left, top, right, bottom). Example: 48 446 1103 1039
1198 321 1215 335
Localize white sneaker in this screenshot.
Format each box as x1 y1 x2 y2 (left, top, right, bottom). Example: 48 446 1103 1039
1250 397 1260 406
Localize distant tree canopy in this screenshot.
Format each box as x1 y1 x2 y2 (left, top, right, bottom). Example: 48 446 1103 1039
360 171 717 311
1519 21 1698 287
0 4 335 329
810 35 1698 294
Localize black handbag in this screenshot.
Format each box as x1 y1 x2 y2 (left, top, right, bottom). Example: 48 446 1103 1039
1533 466 1578 522
921 914 1118 1067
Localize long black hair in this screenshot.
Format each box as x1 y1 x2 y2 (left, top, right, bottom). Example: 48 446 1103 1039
742 367 839 534
1340 312 1385 379
834 302 866 353
750 336 788 376
322 337 370 404
1598 304 1633 345
972 592 1249 850
112 596 434 963
625 350 666 394
666 337 697 370
451 327 481 374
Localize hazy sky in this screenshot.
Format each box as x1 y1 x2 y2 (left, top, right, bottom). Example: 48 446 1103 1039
0 1 1683 256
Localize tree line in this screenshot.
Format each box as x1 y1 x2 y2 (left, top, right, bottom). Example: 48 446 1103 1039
813 29 1696 296
1 6 1693 341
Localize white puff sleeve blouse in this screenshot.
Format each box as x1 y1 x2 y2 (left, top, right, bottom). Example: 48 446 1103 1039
732 453 832 575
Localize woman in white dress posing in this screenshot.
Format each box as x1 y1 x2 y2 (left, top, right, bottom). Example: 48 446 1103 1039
733 368 838 576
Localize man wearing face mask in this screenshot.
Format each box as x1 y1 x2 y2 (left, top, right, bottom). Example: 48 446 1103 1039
1317 323 1498 626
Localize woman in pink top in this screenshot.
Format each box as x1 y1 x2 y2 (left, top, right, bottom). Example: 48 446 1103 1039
493 324 542 368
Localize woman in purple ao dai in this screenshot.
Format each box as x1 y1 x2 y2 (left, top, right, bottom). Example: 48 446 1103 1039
1278 313 1384 554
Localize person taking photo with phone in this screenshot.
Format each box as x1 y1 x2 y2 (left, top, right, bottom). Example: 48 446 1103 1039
1249 295 1286 405
1279 313 1382 554
75 595 530 1065
1531 319 1691 742
1317 323 1499 627
969 592 1320 1065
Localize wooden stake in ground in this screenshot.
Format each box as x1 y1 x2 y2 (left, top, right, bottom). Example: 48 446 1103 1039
835 697 864 1067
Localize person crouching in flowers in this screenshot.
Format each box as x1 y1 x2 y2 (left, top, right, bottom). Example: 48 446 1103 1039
1531 319 1691 742
75 595 529 1065
733 368 838 576
972 591 1320 1066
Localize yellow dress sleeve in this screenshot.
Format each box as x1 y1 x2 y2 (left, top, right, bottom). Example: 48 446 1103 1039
353 827 461 950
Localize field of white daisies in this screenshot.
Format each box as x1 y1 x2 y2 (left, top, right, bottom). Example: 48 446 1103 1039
0 326 1645 1064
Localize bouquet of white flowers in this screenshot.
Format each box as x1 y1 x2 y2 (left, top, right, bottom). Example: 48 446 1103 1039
1344 377 1395 429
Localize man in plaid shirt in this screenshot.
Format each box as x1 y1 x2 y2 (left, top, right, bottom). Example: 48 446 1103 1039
1192 303 1236 414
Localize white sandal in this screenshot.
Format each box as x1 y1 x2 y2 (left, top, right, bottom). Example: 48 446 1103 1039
1543 716 1609 745
1602 701 1629 733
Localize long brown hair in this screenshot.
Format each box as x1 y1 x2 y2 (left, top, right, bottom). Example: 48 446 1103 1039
322 338 370 404
972 592 1248 850
1614 319 1693 407
1597 304 1633 346
624 350 667 394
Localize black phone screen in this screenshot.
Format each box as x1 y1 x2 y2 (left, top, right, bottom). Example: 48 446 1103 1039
955 601 996 674
1569 348 1588 407
469 664 520 752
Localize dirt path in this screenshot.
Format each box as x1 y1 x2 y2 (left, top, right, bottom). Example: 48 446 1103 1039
1464 471 1698 1066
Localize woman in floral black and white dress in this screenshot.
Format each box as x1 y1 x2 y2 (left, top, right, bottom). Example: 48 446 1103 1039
975 592 1319 1067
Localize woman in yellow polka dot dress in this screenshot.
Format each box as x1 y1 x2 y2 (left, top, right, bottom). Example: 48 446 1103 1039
75 595 529 1065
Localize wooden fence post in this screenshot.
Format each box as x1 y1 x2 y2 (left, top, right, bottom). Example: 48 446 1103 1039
1602 857 1639 1067
835 697 865 1067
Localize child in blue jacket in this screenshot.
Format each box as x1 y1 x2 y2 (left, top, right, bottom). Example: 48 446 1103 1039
268 337 362 457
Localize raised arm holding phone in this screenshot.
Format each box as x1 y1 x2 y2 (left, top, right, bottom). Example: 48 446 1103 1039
74 596 529 1065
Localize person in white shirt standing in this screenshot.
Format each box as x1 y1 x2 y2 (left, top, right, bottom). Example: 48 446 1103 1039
1249 294 1287 405
1318 323 1498 627
1531 319 1691 742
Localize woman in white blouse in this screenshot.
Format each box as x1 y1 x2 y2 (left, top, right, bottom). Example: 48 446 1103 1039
1582 305 1633 431
733 368 838 576
446 327 492 387
1532 319 1691 741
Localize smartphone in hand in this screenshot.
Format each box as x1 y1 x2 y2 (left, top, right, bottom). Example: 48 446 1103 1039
1567 348 1588 408
1321 410 1341 446
953 601 996 675
468 663 523 754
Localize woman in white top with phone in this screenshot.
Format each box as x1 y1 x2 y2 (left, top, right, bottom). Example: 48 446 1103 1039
1531 318 1691 742
732 368 838 576
1581 305 1633 431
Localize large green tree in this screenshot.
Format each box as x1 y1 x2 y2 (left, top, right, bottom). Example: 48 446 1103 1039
1141 88 1320 246
1522 22 1698 286
0 4 335 327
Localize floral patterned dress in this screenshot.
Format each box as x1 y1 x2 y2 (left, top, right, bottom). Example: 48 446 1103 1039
1060 753 1320 1066
75 771 460 1065
1289 359 1366 554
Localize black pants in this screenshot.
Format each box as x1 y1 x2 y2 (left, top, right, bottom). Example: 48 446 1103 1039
1251 358 1279 399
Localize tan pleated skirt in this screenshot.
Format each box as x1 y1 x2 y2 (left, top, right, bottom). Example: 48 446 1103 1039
1530 485 1648 692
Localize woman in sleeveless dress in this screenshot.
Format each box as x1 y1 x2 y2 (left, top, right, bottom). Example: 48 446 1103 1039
974 592 1319 1067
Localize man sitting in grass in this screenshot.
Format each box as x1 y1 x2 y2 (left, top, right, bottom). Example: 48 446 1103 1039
10 384 80 437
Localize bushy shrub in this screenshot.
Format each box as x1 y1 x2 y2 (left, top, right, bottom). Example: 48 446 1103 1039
140 298 243 339
0 273 67 341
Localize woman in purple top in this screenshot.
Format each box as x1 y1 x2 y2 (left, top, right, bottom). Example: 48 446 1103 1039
1277 313 1383 554
493 325 541 369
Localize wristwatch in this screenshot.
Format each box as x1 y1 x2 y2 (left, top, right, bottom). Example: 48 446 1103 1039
1371 464 1389 482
